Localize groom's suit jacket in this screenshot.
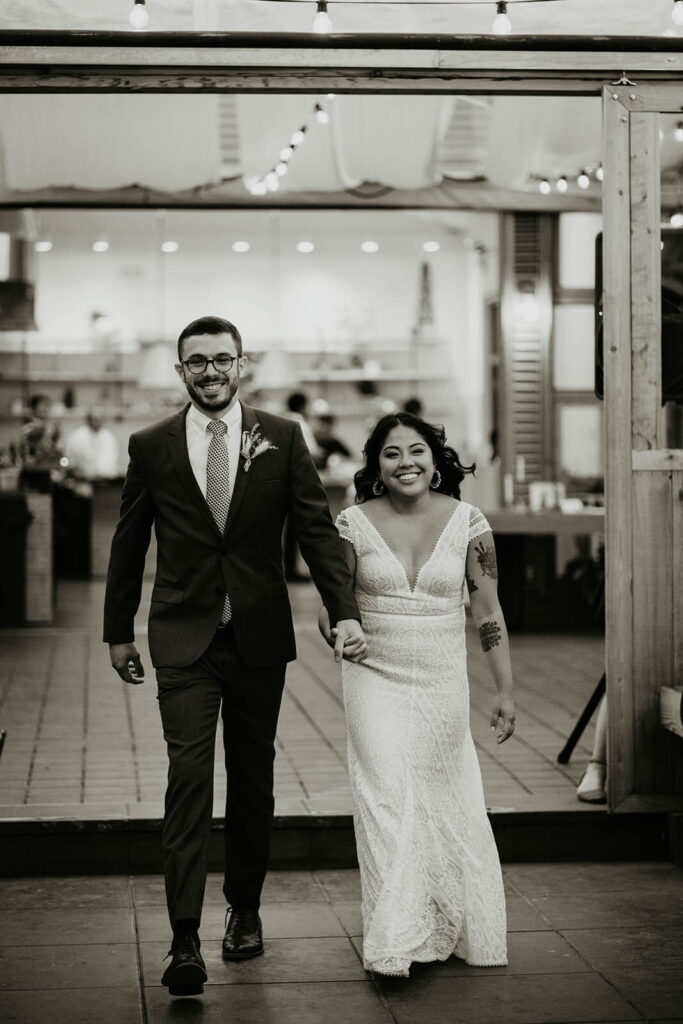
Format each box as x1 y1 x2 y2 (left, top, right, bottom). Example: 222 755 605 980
103 402 359 669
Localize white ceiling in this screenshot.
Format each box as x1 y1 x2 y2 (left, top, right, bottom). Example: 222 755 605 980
0 0 675 36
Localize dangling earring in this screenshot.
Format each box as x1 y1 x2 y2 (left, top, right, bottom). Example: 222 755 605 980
430 469 442 490
372 476 385 496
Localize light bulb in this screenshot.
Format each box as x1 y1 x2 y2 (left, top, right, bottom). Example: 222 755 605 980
232 241 250 253
361 241 379 253
315 104 329 125
423 241 440 253
670 210 683 227
676 122 683 142
265 172 279 192
92 240 109 253
275 162 288 176
673 1 683 26
280 147 293 161
161 241 178 253
251 181 267 196
297 241 315 253
290 129 306 147
35 240 53 252
577 171 590 189
539 179 551 195
129 0 149 30
492 1 511 34
556 176 568 193
313 1 333 33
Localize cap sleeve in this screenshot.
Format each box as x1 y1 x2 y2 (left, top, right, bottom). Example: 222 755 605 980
335 507 355 546
468 505 492 544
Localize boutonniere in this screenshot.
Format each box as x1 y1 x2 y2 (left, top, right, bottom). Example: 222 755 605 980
241 423 278 472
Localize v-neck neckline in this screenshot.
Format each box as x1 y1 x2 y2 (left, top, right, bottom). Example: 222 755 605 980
355 502 463 594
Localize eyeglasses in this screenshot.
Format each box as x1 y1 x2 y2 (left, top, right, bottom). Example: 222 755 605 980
182 354 237 374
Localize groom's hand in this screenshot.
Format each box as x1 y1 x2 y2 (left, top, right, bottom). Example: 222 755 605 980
110 642 145 685
333 619 367 664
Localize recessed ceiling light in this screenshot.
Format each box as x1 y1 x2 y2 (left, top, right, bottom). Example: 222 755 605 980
92 240 109 253
35 241 53 253
161 241 179 253
232 241 250 253
361 241 379 253
423 241 440 253
297 241 315 254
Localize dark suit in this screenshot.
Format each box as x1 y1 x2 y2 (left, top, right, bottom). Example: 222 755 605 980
104 402 359 925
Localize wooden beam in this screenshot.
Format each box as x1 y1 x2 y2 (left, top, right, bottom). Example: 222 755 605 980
0 181 602 213
602 87 634 809
630 112 663 451
632 449 683 471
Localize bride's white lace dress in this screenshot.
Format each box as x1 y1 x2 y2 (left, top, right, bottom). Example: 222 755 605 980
336 500 507 976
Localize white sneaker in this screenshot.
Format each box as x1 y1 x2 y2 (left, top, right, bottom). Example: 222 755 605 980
576 761 606 803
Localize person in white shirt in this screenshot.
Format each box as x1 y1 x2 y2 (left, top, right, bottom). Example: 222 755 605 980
65 406 119 481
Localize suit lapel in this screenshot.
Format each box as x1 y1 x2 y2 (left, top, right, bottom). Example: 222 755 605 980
223 402 257 539
166 404 222 540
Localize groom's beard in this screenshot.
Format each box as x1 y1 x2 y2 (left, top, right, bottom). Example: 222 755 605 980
184 372 238 413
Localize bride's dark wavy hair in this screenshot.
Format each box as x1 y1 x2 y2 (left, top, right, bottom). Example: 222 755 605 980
354 412 475 503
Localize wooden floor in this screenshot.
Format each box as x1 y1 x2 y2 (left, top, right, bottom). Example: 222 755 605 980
0 579 604 818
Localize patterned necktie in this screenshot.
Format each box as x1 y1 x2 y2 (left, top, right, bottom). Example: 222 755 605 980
206 419 231 624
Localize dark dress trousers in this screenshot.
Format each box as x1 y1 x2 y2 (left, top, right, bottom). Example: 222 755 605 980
104 402 359 924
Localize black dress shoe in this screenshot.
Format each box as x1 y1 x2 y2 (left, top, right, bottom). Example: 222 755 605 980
222 908 264 961
161 933 207 996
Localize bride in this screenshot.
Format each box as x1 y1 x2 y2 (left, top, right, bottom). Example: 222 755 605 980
319 412 515 977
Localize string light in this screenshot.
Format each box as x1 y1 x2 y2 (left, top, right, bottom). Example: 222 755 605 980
35 240 53 252
297 241 315 253
492 1 512 34
313 0 333 32
577 170 590 189
596 165 604 181
232 241 250 253
361 241 379 253
676 122 683 143
423 241 440 253
128 0 149 30
673 1 683 26
245 100 331 197
161 241 179 253
670 209 683 228
555 176 568 193
92 240 109 253
539 179 551 195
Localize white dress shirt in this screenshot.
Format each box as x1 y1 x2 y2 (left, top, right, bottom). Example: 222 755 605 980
185 400 243 502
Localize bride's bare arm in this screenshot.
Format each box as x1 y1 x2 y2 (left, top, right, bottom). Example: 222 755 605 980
465 531 516 743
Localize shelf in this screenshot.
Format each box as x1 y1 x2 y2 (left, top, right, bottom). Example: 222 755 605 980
0 374 136 384
298 370 444 383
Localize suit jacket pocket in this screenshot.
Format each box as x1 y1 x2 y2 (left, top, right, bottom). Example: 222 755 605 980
151 585 184 604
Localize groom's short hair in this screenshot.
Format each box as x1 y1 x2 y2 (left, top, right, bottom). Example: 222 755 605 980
177 316 243 361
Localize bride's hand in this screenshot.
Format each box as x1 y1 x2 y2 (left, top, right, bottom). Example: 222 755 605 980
490 696 515 744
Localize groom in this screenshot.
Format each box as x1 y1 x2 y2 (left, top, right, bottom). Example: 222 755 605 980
104 316 364 996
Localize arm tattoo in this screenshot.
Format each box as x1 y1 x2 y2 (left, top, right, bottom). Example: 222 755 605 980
479 619 501 652
474 541 498 581
465 571 478 594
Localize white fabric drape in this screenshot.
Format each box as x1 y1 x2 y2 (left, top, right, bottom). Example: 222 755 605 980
0 95 222 191
236 94 452 193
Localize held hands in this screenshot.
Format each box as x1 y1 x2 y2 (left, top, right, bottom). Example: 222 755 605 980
318 608 367 663
110 642 145 685
490 695 515 744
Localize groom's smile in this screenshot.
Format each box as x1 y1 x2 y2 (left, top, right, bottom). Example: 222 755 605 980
175 331 245 417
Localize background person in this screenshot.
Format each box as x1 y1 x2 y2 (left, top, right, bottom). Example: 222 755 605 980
65 405 119 482
104 316 364 997
320 412 515 976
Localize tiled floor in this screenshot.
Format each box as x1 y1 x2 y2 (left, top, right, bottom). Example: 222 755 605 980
1 862 682 1024
0 579 605 818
